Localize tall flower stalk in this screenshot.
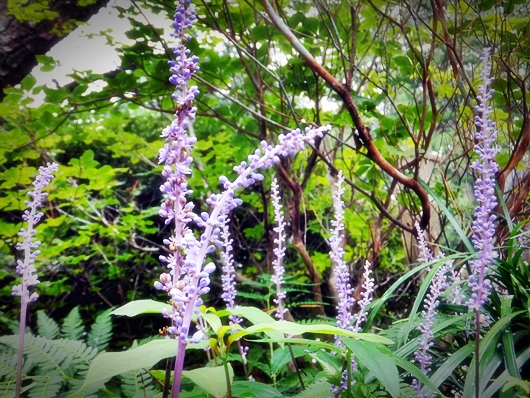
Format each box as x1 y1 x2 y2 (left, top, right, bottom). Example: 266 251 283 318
270 178 287 320
467 47 499 398
330 171 354 335
155 14 331 391
13 162 58 398
329 172 375 396
154 1 200 395
467 48 498 313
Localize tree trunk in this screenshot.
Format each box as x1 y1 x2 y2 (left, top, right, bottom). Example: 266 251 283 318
0 0 109 98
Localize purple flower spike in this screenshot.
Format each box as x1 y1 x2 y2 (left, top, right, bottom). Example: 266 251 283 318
353 260 374 332
13 162 58 304
14 162 58 398
412 258 451 397
415 223 433 263
270 178 287 320
466 48 499 313
330 171 354 334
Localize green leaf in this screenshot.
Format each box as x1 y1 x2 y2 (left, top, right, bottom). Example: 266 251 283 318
500 296 519 379
83 339 178 387
499 376 530 393
421 343 475 396
463 311 525 398
271 345 315 376
227 320 393 346
232 380 282 398
21 75 37 91
110 299 171 317
37 310 60 340
393 355 446 396
182 364 233 398
341 338 400 398
201 310 222 334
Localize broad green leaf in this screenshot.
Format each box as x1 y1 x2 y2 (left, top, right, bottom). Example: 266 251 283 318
232 380 282 398
228 320 393 345
201 310 222 334
249 337 342 354
83 338 206 387
341 338 400 398
182 363 233 398
111 299 171 317
83 339 179 387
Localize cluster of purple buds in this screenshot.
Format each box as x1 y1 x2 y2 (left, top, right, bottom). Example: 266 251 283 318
466 48 499 313
12 162 58 303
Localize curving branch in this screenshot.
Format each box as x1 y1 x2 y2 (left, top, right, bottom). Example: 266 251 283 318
260 0 431 231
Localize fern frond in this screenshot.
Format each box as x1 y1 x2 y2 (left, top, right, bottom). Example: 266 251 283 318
288 301 331 308
37 311 59 340
87 309 113 351
295 318 335 325
0 315 19 334
0 335 97 377
120 368 159 398
237 292 269 301
288 379 333 398
61 307 84 340
0 334 102 397
28 375 62 398
307 350 342 380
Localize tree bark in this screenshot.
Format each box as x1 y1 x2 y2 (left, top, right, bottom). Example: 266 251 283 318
0 0 109 98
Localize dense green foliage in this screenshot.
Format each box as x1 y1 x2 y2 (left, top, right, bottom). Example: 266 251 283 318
1 0 529 396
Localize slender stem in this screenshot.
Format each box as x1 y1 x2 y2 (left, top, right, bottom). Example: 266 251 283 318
475 309 481 398
287 343 305 390
171 339 187 398
346 350 352 396
223 359 232 398
15 297 28 398
163 357 173 398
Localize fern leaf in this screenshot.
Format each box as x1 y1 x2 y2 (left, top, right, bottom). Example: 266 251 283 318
87 309 113 351
288 379 333 398
120 368 158 398
61 307 85 341
0 335 101 398
28 375 62 398
237 291 269 301
0 315 19 334
37 311 59 340
307 350 342 380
